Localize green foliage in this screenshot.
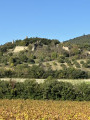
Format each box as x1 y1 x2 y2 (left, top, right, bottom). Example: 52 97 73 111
44 57 51 61
53 62 57 65
62 51 69 57
84 60 90 68
0 42 16 53
0 69 14 78
9 57 16 64
9 57 21 66
19 54 28 62
81 60 90 68
80 61 85 64
28 65 45 78
8 53 13 56
51 52 58 60
75 83 90 101
15 40 26 46
28 59 35 64
0 52 3 57
70 46 81 56
60 64 67 69
65 59 72 66
65 34 90 45
0 80 89 101
83 63 90 68
58 58 65 63
28 54 36 60
0 64 88 79
64 34 90 52
73 61 81 68
0 36 90 79
15 37 60 46
28 44 32 50
57 67 88 79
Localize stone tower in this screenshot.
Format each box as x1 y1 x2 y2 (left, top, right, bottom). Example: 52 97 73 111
12 40 14 44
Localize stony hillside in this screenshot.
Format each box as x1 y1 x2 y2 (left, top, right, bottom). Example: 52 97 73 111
0 36 90 79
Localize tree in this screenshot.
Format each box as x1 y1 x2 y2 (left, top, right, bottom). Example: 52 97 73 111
0 52 3 57
51 52 58 60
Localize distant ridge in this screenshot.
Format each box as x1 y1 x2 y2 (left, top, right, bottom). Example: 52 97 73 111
65 34 90 44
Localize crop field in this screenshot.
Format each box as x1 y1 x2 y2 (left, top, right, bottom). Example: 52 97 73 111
0 100 90 120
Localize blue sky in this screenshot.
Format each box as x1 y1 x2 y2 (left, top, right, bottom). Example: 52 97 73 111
0 0 90 45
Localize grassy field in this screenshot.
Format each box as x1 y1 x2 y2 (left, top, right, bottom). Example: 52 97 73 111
0 100 90 120
0 78 90 84
58 79 90 85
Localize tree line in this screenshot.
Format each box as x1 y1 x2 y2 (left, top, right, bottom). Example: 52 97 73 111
0 66 88 79
0 79 90 101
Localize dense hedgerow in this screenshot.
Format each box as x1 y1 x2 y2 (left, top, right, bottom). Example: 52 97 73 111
0 80 90 101
0 66 88 79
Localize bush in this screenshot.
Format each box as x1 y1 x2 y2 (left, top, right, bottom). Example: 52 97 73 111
28 59 35 64
75 83 90 101
57 67 88 79
53 62 57 65
65 59 72 66
60 64 67 69
58 58 64 63
0 80 89 100
51 52 58 60
80 61 85 65
83 63 90 68
73 61 81 68
83 60 90 68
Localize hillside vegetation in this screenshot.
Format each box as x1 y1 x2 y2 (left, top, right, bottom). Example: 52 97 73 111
65 34 90 44
0 35 90 79
0 79 90 100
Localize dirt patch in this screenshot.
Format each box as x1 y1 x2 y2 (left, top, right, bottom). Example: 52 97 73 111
42 60 62 70
0 78 90 84
13 46 28 53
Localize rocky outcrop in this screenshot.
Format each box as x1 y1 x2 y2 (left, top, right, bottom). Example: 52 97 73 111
13 46 28 53
32 41 42 51
62 46 69 51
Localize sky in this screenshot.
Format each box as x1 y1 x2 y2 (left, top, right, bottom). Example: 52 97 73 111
0 0 90 45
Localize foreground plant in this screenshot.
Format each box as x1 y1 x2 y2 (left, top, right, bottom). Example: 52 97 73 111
0 100 90 120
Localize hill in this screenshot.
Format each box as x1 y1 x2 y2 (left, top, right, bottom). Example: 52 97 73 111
0 36 90 79
64 34 90 45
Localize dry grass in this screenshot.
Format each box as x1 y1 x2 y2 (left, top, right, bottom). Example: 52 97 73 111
42 60 62 70
0 78 90 84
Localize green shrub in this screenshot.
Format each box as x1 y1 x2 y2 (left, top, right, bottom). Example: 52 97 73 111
75 83 90 101
74 61 81 68
28 59 35 64
53 62 57 65
0 80 89 100
65 59 72 66
58 58 64 63
80 61 85 64
60 64 67 69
